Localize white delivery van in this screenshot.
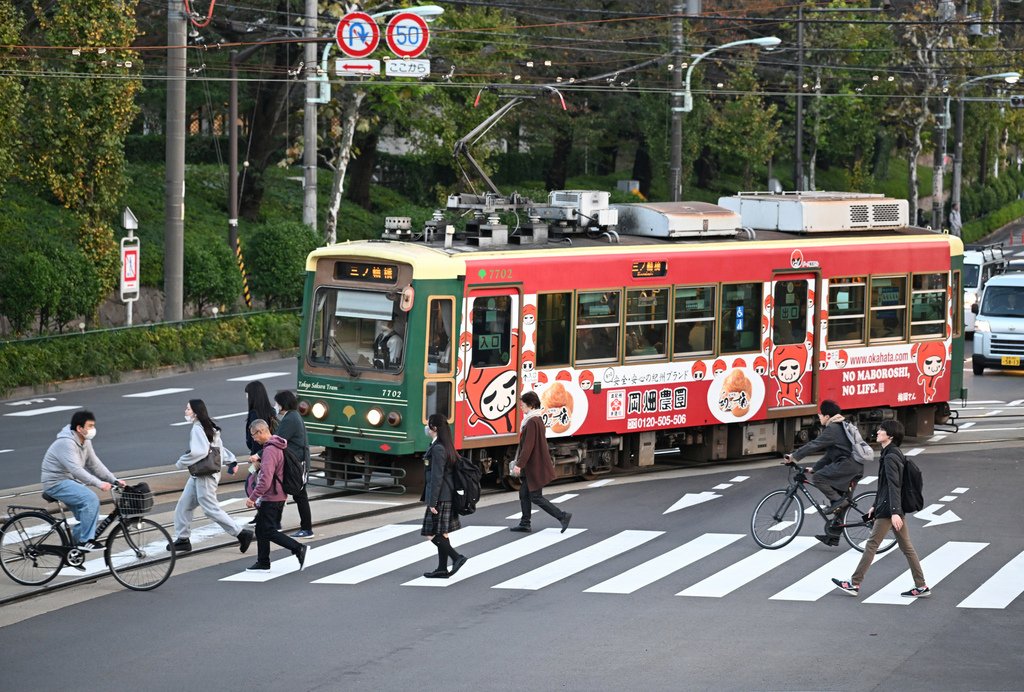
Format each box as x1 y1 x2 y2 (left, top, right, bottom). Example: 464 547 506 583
963 246 1007 333
971 273 1024 375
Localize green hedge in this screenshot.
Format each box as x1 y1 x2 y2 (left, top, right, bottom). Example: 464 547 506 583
0 311 300 396
962 199 1024 244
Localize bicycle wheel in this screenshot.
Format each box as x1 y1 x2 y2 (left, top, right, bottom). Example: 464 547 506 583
106 517 175 591
0 512 69 586
842 492 897 553
751 489 805 549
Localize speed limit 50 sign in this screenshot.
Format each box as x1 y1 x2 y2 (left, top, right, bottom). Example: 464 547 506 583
385 12 430 58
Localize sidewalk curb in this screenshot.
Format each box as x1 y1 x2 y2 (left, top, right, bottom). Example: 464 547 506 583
2 349 297 401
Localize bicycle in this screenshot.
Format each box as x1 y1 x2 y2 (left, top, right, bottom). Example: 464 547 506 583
0 485 175 591
750 461 897 553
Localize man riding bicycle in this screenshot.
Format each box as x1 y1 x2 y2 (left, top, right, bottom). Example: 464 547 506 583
40 411 125 551
784 399 863 546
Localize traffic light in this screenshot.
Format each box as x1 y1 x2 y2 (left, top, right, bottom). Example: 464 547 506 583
1009 94 1024 109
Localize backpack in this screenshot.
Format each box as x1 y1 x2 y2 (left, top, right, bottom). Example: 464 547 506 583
841 421 874 465
899 455 925 513
449 455 482 516
280 445 307 495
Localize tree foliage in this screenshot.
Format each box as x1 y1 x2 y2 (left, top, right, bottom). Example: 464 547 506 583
183 232 243 314
707 66 780 189
243 221 320 308
0 3 25 198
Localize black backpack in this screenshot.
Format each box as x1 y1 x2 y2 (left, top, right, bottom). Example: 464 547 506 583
900 455 925 513
280 446 307 495
450 455 482 516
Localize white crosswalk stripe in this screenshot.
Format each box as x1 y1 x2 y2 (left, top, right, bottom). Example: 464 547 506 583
313 526 503 585
863 541 987 605
678 537 817 598
586 533 742 594
221 524 420 582
210 524 1023 609
771 548 891 602
403 528 583 587
493 530 662 591
957 550 1024 609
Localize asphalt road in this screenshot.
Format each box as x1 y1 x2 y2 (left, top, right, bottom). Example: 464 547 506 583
0 434 1020 691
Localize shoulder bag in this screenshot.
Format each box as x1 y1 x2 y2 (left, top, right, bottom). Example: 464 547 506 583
188 445 222 476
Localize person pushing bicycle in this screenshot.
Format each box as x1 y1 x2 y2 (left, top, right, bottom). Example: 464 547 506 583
783 399 863 546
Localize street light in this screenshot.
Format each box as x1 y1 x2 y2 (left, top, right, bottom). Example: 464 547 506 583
950 71 1021 228
681 36 781 112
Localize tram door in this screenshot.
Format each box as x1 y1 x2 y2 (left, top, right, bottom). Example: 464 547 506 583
767 273 819 415
459 287 522 441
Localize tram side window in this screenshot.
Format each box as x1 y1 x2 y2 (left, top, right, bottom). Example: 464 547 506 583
427 298 453 374
772 280 808 346
425 381 453 421
673 285 716 357
911 273 947 339
576 290 621 363
537 292 571 366
471 296 512 368
827 277 867 345
720 283 762 354
869 276 907 341
625 288 668 360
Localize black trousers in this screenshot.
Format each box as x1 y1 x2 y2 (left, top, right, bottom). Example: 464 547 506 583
518 477 566 526
292 485 312 532
254 500 302 567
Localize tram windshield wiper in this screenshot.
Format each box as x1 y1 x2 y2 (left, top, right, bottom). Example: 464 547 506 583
330 338 360 378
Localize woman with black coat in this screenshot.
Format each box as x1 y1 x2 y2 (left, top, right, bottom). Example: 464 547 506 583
271 390 314 539
420 413 468 579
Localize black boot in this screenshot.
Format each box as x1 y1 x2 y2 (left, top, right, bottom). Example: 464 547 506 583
437 535 466 577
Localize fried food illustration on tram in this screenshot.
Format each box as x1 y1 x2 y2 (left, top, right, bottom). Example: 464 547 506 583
718 368 752 417
541 381 574 433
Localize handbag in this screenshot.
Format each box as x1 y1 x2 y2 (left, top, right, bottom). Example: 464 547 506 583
188 445 222 477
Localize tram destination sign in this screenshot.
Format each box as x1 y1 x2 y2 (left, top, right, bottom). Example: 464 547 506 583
631 260 668 278
335 260 398 284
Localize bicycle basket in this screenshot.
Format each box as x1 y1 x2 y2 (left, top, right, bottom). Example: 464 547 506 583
114 484 154 517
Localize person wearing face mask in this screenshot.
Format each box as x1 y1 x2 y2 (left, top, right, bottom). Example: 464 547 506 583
240 381 278 523
168 399 254 554
40 410 124 551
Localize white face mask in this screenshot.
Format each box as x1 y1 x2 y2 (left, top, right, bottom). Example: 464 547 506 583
185 414 194 423
84 428 97 441
424 425 433 438
273 404 281 415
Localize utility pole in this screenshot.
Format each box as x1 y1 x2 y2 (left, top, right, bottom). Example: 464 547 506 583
302 0 318 230
669 1 684 202
932 92 949 231
164 0 186 322
795 5 804 192
229 51 239 251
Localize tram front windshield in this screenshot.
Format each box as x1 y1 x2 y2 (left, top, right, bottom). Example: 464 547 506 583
307 287 407 374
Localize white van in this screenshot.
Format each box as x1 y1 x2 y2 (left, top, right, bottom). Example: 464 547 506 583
971 273 1024 375
963 246 1007 333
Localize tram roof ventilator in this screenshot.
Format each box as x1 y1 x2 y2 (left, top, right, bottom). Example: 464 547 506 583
718 190 909 233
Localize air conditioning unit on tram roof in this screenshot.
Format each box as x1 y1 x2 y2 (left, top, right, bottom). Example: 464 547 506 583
718 190 909 233
612 201 741 239
530 190 618 229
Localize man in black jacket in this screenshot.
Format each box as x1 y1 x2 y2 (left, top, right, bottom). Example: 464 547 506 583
785 399 863 546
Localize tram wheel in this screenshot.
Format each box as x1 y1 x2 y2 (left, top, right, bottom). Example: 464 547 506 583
502 475 522 491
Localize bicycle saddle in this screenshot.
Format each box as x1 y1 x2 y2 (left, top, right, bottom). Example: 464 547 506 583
40 492 57 503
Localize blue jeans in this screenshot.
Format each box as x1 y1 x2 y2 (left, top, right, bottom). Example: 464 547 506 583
45 480 100 544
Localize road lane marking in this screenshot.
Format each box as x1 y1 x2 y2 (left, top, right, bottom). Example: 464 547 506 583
587 479 615 488
403 527 583 587
729 476 750 482
940 495 956 502
322 498 403 506
863 541 987 605
663 491 721 514
983 410 1003 417
226 372 291 382
712 483 732 490
0 449 12 454
315 525 503 584
492 530 662 591
771 548 891 601
173 407 248 423
3 405 81 418
585 533 742 594
859 476 877 485
222 524 420 582
123 388 193 398
953 487 969 494
958 550 1024 609
678 537 817 598
905 448 924 456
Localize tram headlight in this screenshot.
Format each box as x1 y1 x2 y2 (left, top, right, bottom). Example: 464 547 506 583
366 407 384 427
974 319 991 333
386 411 402 426
298 400 311 416
310 401 329 419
